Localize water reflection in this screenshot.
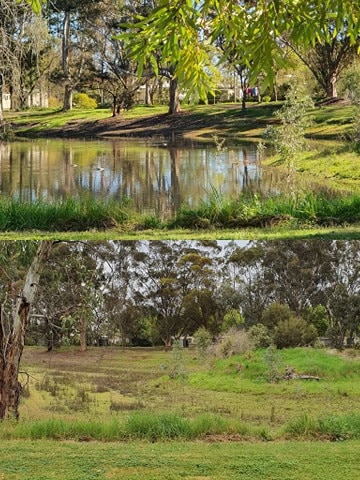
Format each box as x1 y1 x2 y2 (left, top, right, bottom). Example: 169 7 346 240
0 138 280 217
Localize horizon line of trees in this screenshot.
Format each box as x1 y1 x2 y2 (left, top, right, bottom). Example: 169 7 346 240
13 240 360 352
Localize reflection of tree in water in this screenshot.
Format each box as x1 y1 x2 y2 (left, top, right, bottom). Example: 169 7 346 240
0 140 281 216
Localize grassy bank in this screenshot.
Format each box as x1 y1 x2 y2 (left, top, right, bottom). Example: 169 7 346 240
3 101 355 141
1 191 360 239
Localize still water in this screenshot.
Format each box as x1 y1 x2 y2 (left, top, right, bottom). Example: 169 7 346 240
0 138 282 217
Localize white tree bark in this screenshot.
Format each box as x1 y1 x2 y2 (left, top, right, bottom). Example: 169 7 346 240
0 240 53 420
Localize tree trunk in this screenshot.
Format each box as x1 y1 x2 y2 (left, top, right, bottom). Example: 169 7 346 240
0 241 53 420
328 73 337 98
145 80 152 105
168 77 181 114
79 316 87 352
62 10 72 111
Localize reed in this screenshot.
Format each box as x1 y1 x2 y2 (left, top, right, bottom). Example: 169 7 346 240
0 197 133 231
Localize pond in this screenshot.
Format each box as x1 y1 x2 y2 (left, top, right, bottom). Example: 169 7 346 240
0 137 284 217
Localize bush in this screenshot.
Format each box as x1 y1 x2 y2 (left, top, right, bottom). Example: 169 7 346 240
208 328 251 358
262 95 272 102
248 323 272 349
193 327 212 357
261 302 294 330
273 316 318 349
73 93 97 109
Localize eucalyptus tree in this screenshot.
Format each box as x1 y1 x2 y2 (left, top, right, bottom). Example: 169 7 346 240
134 241 187 347
177 243 222 335
315 241 360 348
281 24 360 98
224 241 267 326
35 242 107 352
44 0 103 110
87 0 151 116
0 0 38 114
99 241 143 346
0 241 53 420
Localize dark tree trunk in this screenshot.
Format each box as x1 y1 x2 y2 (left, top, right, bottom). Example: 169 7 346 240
0 241 53 420
168 77 181 114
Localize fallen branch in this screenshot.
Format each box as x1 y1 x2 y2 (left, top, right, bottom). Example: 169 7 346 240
284 366 321 381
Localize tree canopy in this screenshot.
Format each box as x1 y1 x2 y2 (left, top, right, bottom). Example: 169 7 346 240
122 0 360 97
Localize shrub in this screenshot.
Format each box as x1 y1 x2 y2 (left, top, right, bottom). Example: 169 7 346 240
261 302 294 330
73 93 97 109
273 316 318 349
193 327 212 357
248 323 272 349
208 328 251 358
48 96 61 108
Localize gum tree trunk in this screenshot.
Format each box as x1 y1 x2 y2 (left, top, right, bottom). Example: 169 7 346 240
168 77 181 114
0 241 53 420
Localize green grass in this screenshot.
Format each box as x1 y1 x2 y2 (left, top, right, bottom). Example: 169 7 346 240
12 347 360 436
1 439 360 479
2 190 360 234
0 346 360 478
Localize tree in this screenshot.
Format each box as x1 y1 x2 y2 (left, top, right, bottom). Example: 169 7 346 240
44 0 103 111
282 26 359 98
36 242 107 351
122 1 360 103
0 240 53 420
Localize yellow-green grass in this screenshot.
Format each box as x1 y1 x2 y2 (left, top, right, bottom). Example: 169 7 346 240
1 439 359 479
0 224 360 240
9 346 360 441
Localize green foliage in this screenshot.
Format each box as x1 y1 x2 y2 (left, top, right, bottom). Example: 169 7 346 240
73 93 97 110
248 323 272 349
273 317 318 349
264 82 314 173
261 302 294 330
193 327 212 357
285 413 360 440
0 197 132 231
168 342 188 381
222 308 244 331
304 305 330 336
340 66 360 149
120 0 360 100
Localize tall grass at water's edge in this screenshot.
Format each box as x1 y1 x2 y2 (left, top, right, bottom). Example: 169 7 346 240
0 197 132 231
170 189 360 229
1 190 360 231
1 411 360 441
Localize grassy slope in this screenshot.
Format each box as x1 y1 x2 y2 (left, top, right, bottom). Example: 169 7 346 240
12 347 360 431
1 346 360 479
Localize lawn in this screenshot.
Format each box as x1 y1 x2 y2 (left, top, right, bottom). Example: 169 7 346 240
1 438 359 479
